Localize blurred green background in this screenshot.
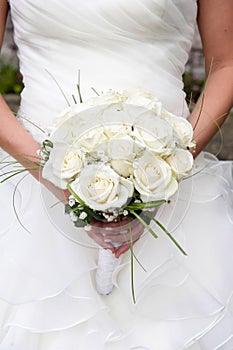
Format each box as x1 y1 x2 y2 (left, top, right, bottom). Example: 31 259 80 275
0 62 24 95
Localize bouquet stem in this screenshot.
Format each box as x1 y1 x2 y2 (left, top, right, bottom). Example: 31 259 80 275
96 248 122 295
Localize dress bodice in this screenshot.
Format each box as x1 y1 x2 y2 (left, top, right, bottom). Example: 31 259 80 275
9 0 197 128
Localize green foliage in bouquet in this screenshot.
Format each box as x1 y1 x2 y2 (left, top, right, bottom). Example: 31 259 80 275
65 181 187 255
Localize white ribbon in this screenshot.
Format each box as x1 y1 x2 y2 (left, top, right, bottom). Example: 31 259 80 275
96 248 122 295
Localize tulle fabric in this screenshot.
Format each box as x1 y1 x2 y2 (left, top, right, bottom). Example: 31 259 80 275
1 0 233 349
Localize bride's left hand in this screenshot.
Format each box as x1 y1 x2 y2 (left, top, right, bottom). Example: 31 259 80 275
86 217 145 258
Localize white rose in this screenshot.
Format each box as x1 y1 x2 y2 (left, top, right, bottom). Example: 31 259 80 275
85 89 129 106
50 103 91 131
110 159 133 178
42 143 84 189
133 111 175 156
107 136 144 177
88 136 144 177
106 135 143 160
47 107 72 134
132 151 178 202
98 103 139 132
166 149 194 180
50 105 110 145
70 164 134 211
50 104 136 149
161 110 194 148
49 112 86 145
104 122 133 139
61 149 84 178
76 126 107 151
126 88 163 114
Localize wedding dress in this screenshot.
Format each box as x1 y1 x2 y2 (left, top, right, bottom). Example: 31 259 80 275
1 0 233 349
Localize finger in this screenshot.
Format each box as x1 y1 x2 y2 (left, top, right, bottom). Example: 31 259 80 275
104 222 145 244
103 231 129 243
90 217 132 230
115 236 140 258
87 230 115 250
115 243 131 258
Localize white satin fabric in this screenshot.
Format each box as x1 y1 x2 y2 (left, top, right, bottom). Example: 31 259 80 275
10 0 196 128
1 1 233 349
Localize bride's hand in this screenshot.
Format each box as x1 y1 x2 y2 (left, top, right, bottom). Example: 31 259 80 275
86 217 145 258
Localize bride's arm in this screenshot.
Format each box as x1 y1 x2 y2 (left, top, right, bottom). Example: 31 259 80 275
189 0 233 156
0 2 42 180
0 3 68 202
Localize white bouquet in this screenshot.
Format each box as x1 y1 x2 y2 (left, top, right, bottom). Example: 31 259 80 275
41 88 194 300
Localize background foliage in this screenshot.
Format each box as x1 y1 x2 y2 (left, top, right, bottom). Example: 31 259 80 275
0 61 205 104
0 61 24 94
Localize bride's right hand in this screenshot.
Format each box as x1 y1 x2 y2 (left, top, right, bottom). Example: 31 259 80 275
86 217 145 257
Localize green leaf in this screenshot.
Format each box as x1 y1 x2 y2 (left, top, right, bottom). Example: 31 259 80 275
74 219 87 227
129 210 158 239
140 211 152 225
67 184 86 206
12 173 31 234
91 87 100 96
42 139 54 149
126 200 166 211
65 204 72 214
92 212 104 221
45 69 71 107
128 221 136 304
148 215 187 256
19 116 46 134
128 220 147 304
0 168 28 183
77 69 83 103
72 94 78 104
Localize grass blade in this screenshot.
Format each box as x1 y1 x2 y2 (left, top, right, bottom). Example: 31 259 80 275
149 215 187 256
130 210 158 239
128 221 136 304
67 183 86 206
13 174 31 234
45 69 71 106
77 69 83 103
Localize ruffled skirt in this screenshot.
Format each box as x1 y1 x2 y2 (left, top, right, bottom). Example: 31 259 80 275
0 152 233 350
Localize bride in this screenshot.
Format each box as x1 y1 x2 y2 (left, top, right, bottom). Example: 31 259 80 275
0 1 233 349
